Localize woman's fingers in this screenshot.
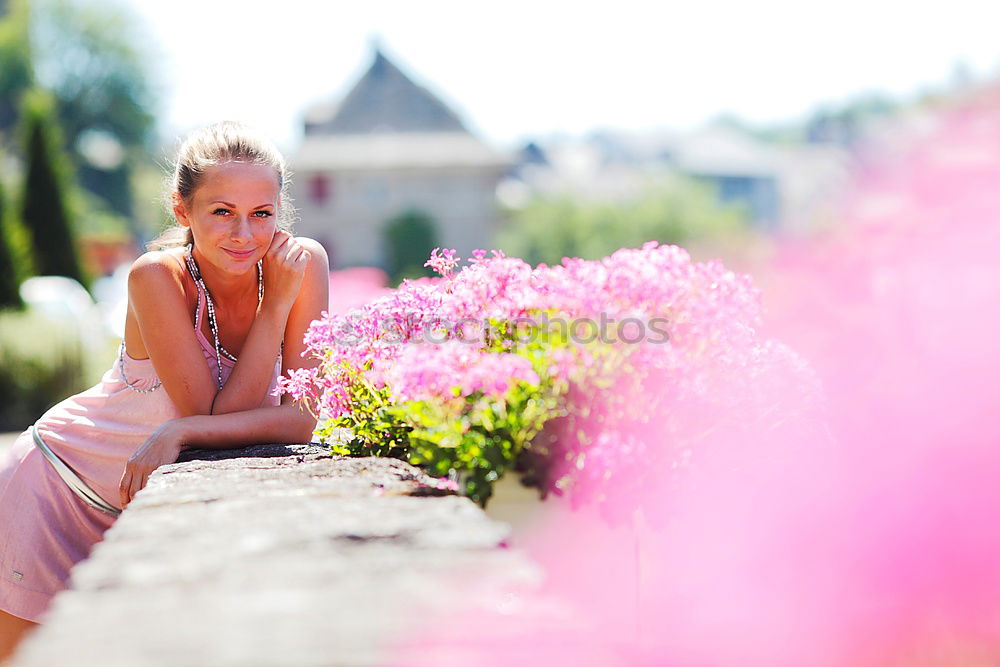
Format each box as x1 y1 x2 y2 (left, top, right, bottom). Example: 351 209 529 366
265 232 291 263
280 241 311 272
268 230 292 253
119 462 153 508
283 239 307 263
119 469 132 507
268 233 309 269
260 234 311 308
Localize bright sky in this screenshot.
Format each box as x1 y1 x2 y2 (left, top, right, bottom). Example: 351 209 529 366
131 0 1000 154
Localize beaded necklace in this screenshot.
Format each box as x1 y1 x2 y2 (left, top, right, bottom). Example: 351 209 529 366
184 244 264 389
118 245 263 394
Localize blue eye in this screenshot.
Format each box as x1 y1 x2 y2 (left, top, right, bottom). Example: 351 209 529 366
212 208 231 216
253 210 274 219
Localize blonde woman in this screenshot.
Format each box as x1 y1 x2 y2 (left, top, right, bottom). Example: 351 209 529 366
0 121 329 658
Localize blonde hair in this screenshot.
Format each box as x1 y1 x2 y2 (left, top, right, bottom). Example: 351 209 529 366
149 121 296 250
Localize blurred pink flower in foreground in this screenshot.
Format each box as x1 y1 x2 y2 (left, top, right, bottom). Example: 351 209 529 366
390 90 1000 665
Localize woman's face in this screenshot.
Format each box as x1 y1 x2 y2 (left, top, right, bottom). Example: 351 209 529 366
176 161 280 276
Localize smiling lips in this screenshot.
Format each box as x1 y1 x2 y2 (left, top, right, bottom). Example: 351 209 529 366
222 247 256 259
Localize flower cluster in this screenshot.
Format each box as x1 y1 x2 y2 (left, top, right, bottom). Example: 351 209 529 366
377 342 540 404
278 241 819 512
423 247 460 278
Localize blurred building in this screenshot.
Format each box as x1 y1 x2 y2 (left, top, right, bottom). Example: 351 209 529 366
505 125 852 235
291 47 512 269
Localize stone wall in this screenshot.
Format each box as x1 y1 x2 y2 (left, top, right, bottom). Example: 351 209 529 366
12 445 543 666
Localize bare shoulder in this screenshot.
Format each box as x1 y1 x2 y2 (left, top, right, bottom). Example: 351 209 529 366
127 249 186 295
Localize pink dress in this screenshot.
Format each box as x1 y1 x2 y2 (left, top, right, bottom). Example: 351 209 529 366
0 281 281 623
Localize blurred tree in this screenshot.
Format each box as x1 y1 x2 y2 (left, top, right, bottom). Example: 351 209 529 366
0 0 157 225
19 89 85 285
496 177 748 267
0 167 25 309
31 0 157 222
0 0 33 139
383 209 439 284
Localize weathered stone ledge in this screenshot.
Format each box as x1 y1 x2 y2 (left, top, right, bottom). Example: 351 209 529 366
13 444 543 666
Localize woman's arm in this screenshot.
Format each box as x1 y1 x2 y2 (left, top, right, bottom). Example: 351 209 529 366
120 237 331 507
128 252 292 418
128 235 328 417
209 235 329 415
175 401 316 448
127 253 224 416
118 399 316 507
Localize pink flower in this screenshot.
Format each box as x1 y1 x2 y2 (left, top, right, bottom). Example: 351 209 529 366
382 341 540 403
424 248 460 278
278 241 815 513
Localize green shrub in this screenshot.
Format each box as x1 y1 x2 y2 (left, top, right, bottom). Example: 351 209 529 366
0 309 114 431
382 209 438 285
496 178 748 267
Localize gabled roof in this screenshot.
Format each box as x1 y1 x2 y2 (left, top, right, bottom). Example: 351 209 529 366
305 48 468 135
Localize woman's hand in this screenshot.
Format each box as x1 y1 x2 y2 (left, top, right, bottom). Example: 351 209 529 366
262 230 311 313
119 420 185 508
